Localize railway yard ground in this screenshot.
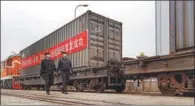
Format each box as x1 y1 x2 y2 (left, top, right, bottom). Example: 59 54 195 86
1 89 194 105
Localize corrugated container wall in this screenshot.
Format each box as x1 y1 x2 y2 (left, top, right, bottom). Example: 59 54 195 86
155 1 170 55
170 1 195 53
20 11 122 77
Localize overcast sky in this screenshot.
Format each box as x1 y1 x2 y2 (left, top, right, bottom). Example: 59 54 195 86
1 1 155 61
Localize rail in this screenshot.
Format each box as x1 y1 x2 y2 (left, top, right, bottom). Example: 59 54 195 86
1 91 92 105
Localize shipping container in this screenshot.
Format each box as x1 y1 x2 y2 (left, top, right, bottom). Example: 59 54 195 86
155 1 194 55
155 1 170 55
20 10 122 77
170 1 195 53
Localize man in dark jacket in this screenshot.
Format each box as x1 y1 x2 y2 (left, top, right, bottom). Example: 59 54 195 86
57 51 73 94
40 52 57 95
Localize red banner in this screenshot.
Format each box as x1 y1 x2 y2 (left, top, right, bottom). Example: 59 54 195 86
22 30 88 69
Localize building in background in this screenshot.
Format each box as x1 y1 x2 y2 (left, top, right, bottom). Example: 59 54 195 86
155 1 170 55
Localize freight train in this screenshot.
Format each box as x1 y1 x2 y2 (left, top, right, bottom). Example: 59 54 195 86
1 1 195 96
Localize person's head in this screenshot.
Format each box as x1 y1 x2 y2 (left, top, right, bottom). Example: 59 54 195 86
44 52 51 59
61 51 68 58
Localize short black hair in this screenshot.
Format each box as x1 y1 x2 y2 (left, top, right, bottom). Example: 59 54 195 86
44 52 50 55
61 51 67 54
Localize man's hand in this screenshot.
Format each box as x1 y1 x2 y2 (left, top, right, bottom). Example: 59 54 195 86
70 68 73 75
70 71 73 75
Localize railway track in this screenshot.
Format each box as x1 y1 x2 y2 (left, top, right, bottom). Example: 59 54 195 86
66 90 194 98
3 88 194 98
27 92 129 105
2 89 194 105
1 89 130 105
1 92 93 105
1 90 127 105
17 88 195 97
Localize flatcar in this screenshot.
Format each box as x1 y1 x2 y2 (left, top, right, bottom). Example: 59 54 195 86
123 1 195 96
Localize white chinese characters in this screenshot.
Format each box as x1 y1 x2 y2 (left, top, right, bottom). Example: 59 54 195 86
78 38 84 46
74 39 79 48
65 44 69 52
69 40 73 51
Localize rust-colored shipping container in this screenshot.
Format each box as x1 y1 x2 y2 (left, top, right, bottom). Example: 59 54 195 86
20 10 122 77
169 1 194 54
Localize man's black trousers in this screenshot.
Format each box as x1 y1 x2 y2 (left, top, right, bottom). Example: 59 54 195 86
60 71 70 93
42 73 54 93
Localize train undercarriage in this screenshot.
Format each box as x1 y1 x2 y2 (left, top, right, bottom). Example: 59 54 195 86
1 79 13 89
17 60 126 93
71 77 125 93
123 50 195 96
157 71 194 96
2 51 194 96
1 76 22 89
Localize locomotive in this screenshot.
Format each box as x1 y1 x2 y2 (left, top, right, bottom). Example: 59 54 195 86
1 53 22 89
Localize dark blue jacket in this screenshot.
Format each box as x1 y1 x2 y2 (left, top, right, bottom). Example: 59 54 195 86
40 59 56 75
57 57 72 72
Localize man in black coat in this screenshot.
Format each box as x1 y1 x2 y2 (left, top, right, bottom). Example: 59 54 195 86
40 52 57 95
57 51 73 94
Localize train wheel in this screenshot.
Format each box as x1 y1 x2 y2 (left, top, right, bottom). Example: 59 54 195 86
28 86 32 90
41 86 45 90
26 86 30 90
20 84 24 90
3 81 6 89
94 78 105 93
157 74 178 96
4 80 9 89
73 80 84 92
114 84 125 93
23 85 28 90
94 84 105 93
8 80 12 89
36 86 40 90
3 81 7 89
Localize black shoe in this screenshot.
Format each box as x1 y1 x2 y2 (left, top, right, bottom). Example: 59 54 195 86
62 91 68 94
61 89 65 93
46 92 50 95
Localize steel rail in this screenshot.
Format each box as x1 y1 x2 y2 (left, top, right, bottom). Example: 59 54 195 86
1 92 92 105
